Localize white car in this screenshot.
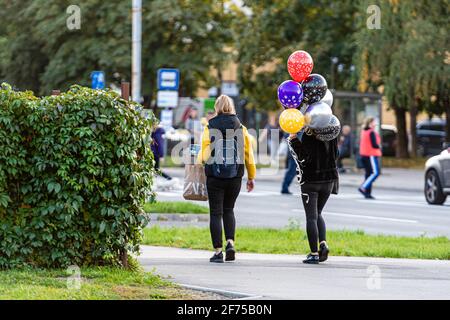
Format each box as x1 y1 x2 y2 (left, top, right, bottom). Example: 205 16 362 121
424 148 450 205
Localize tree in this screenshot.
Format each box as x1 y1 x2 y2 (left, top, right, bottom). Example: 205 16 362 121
234 0 358 112
354 0 449 157
0 0 234 99
355 0 410 158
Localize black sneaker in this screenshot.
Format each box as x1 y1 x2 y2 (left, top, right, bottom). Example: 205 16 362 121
302 253 319 264
225 242 236 262
318 243 329 262
358 187 367 197
210 251 224 263
365 194 376 200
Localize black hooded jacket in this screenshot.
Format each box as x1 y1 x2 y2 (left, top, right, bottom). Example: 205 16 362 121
290 132 339 184
205 114 245 178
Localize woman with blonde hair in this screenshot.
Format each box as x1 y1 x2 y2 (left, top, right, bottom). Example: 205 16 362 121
198 95 256 263
358 117 382 199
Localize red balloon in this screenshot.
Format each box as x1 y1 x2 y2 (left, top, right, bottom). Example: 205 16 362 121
287 51 314 83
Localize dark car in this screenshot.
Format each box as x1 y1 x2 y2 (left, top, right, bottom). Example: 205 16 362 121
417 119 446 157
381 124 397 157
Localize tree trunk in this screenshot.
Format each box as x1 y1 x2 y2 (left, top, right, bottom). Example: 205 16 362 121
445 94 450 147
120 249 128 269
409 97 418 158
394 106 409 158
217 66 222 96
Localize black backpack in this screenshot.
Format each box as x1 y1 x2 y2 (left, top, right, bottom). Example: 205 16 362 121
209 125 242 179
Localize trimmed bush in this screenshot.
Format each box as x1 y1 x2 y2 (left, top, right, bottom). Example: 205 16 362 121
0 84 156 268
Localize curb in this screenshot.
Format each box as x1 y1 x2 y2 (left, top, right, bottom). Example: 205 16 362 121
179 283 263 300
152 213 209 222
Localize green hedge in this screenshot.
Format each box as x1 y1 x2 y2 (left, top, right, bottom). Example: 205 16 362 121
0 83 156 269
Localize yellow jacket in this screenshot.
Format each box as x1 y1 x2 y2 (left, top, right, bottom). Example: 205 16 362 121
198 125 256 180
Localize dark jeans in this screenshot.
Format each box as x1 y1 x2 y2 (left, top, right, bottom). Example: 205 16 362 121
206 177 242 249
361 156 380 195
281 154 297 193
300 182 334 253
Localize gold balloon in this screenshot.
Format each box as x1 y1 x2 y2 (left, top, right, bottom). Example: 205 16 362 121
279 109 305 134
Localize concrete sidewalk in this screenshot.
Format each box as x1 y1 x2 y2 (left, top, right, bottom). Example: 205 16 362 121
139 246 450 300
163 167 424 192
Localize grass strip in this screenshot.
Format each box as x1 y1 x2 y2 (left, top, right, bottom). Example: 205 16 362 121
144 201 209 214
0 267 193 300
143 226 450 260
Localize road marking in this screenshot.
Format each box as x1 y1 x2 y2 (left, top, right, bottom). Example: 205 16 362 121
355 199 431 208
291 209 418 224
325 211 418 223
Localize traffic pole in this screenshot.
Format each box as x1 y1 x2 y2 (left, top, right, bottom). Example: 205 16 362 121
132 0 142 103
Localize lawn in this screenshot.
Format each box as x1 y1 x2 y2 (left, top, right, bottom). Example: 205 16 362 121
143 226 450 260
0 267 196 300
381 157 428 169
144 201 209 214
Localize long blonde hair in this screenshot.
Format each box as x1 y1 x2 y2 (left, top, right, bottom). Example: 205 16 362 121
214 95 236 115
362 117 375 130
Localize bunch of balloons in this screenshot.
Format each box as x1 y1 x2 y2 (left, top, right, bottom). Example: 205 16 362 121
277 50 341 141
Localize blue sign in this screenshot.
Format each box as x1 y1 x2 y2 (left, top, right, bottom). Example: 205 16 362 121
91 71 105 89
157 68 179 91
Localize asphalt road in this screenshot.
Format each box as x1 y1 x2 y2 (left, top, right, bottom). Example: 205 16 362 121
139 246 450 300
154 179 450 238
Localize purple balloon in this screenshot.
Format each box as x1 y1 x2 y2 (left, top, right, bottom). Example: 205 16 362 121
277 80 303 109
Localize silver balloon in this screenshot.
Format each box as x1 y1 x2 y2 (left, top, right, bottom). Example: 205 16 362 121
321 89 333 107
315 115 341 141
299 102 308 114
304 101 332 129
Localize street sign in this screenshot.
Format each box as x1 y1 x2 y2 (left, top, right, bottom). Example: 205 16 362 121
157 90 179 108
91 71 105 89
157 68 180 91
204 98 216 113
160 109 173 129
221 81 239 97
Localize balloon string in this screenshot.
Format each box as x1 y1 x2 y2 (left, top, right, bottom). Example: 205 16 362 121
287 137 310 204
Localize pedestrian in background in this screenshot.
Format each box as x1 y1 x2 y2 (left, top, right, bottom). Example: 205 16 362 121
198 95 256 263
358 117 382 199
185 106 202 144
289 129 339 264
337 125 353 173
258 113 281 165
151 124 172 181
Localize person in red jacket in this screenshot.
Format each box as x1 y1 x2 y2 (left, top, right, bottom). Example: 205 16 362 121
358 117 382 199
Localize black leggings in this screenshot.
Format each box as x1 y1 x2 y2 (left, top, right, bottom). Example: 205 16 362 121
301 182 334 253
207 177 242 249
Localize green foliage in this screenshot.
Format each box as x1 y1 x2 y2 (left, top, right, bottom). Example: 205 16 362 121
0 84 156 269
0 0 234 97
354 0 449 113
235 0 358 111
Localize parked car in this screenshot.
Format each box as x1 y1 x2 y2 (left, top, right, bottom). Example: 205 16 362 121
417 119 446 157
381 124 397 157
424 147 450 205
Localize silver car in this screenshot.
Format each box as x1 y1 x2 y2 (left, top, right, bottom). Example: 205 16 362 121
425 148 450 205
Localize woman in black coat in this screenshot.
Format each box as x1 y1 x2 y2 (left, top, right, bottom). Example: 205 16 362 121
288 129 339 264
